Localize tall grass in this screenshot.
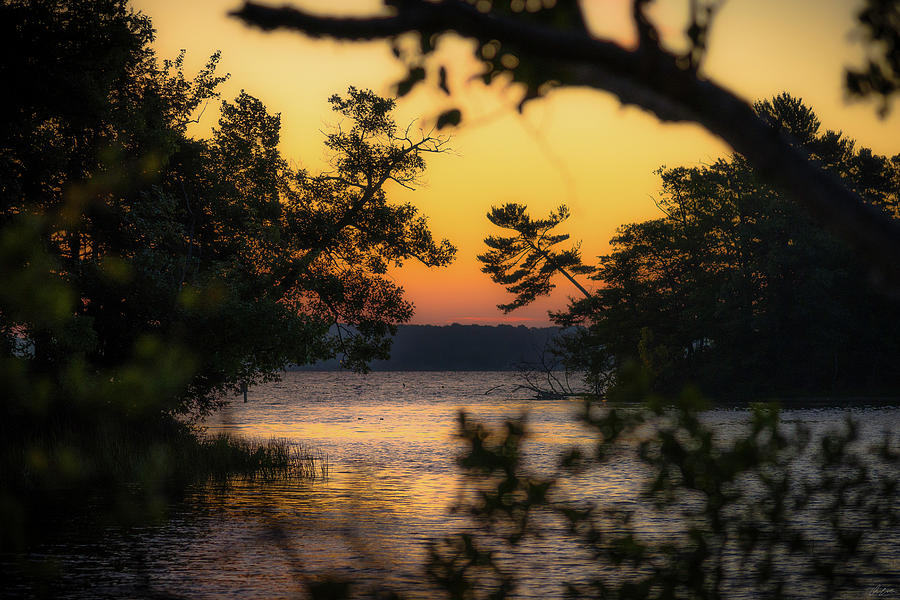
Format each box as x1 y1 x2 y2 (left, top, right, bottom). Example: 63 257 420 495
197 433 329 481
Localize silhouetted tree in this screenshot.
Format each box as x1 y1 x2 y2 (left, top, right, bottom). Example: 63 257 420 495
478 203 592 312
513 95 900 398
1 0 455 417
0 0 454 548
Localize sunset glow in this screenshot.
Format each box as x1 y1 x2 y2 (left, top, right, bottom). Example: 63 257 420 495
133 0 900 325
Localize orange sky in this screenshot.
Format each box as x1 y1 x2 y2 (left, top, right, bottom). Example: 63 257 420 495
133 0 899 326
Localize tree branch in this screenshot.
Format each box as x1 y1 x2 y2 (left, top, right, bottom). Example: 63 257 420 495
522 236 593 300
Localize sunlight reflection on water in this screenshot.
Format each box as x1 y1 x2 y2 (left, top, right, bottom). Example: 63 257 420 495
11 372 899 598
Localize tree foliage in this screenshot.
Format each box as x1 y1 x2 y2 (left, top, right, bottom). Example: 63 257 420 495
0 0 454 546
846 0 900 116
1 0 455 419
548 95 900 398
478 203 592 312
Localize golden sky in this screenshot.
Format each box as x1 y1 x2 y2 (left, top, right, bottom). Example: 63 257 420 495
133 0 899 326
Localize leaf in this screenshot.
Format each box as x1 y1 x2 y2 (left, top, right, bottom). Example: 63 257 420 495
396 66 426 98
439 66 450 95
436 109 462 129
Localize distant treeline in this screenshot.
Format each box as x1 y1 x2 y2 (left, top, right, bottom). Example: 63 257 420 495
293 324 560 371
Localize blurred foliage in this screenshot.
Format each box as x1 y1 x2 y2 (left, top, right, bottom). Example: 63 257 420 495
1 0 452 553
233 0 900 123
846 0 900 116
483 94 900 399
383 0 595 118
426 385 899 599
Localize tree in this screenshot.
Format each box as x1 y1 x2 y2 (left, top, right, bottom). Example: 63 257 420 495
231 0 900 284
478 203 592 312
1 0 454 440
1 0 455 550
1 0 227 418
274 87 456 370
537 96 900 397
1 0 455 418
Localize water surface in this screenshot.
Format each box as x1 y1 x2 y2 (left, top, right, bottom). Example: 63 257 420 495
8 371 899 598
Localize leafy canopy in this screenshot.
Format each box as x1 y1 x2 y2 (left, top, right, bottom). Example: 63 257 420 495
0 0 455 455
1 0 457 548
543 95 900 398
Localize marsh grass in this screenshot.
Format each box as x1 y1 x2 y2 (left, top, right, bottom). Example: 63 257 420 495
197 432 329 481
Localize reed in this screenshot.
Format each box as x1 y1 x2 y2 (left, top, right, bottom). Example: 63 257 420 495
195 433 329 481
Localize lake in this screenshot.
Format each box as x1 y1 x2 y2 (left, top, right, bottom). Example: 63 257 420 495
6 371 899 598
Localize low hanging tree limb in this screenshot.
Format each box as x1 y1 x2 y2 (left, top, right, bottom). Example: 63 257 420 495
232 0 900 283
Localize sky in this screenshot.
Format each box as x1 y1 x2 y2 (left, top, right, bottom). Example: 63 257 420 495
132 0 899 326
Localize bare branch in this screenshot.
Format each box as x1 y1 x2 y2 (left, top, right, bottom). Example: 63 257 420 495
649 193 672 217
317 175 367 190
387 175 416 190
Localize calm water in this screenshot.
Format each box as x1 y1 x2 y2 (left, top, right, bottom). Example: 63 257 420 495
8 371 900 598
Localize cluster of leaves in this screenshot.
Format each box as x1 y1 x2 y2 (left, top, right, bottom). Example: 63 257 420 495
482 95 900 398
389 0 591 119
1 0 453 549
427 383 898 599
234 0 900 119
